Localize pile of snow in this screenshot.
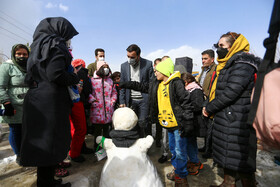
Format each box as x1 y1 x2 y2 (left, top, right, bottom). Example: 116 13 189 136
256 150 280 187
0 155 16 166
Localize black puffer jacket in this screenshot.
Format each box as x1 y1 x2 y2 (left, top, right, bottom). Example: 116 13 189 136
189 89 206 137
205 52 260 172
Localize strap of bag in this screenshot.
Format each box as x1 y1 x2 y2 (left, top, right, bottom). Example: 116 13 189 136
96 136 105 154
247 0 280 126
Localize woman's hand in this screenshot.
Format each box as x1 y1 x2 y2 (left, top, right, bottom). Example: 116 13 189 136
202 107 209 117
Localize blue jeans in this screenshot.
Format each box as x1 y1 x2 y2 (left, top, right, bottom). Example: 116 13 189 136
131 99 149 137
187 136 199 163
168 129 188 178
9 123 22 156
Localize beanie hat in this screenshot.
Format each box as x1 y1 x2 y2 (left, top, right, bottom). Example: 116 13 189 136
155 58 174 77
72 59 86 68
97 61 107 71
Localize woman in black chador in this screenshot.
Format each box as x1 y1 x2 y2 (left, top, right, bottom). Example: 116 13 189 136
20 17 79 187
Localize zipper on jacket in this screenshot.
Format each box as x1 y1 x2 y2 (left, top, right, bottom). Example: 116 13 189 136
102 78 107 119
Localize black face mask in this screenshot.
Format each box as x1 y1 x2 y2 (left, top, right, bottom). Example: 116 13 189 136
216 47 229 59
15 57 28 64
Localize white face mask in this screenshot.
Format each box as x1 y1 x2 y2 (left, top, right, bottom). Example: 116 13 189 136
104 68 109 75
66 39 71 48
98 57 105 61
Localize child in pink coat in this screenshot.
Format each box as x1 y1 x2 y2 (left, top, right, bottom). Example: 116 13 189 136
89 61 117 151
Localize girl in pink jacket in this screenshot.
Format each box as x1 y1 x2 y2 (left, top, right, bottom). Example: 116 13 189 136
89 61 117 151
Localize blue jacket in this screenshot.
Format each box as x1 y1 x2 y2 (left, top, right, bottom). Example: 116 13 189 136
119 57 153 106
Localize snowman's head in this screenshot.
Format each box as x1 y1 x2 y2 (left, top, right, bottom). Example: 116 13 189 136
112 107 138 131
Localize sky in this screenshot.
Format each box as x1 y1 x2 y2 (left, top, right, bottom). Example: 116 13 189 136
0 0 276 72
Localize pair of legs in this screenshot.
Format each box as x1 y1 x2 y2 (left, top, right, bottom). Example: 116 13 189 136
93 123 110 150
8 123 21 157
69 102 87 158
161 128 169 157
130 99 149 138
168 129 188 178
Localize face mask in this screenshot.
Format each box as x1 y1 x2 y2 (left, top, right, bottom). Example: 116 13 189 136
15 57 28 64
98 57 105 61
216 47 229 59
104 68 109 76
66 39 71 48
128 57 138 67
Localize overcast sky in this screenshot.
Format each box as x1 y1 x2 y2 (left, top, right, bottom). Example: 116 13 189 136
0 0 275 72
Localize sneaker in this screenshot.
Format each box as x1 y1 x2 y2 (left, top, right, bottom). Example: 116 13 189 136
202 152 212 159
166 168 175 181
174 174 189 187
158 155 168 163
188 161 203 175
55 168 69 178
70 155 85 163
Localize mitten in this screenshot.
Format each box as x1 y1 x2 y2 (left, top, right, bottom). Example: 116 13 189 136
4 103 15 116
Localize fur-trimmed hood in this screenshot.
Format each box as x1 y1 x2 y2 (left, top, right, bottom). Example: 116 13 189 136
226 52 261 71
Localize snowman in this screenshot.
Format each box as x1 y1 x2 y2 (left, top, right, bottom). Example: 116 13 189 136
96 107 163 187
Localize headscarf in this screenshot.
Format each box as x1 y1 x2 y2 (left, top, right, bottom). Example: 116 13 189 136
72 59 86 68
11 44 29 73
209 34 250 103
27 17 79 71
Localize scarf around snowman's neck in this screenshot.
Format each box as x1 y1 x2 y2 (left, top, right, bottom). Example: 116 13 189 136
109 130 139 148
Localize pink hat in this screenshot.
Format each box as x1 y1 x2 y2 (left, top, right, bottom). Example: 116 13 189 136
97 61 107 71
72 59 86 68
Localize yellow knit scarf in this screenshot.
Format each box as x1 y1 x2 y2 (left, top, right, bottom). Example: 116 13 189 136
208 34 250 103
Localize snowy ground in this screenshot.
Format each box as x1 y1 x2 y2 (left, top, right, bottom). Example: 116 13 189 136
0 123 280 187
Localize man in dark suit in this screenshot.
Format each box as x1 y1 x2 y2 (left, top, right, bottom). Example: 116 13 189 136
119 44 153 137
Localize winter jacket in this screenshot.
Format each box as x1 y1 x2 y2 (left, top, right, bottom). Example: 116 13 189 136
89 72 117 124
205 52 260 172
87 61 97 77
197 63 217 97
186 83 206 137
0 60 28 123
149 72 194 135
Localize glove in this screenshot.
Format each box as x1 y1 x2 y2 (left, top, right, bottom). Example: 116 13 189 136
179 121 194 137
117 81 128 88
4 103 15 116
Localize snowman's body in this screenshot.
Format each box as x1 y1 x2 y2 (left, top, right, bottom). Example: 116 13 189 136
96 107 163 187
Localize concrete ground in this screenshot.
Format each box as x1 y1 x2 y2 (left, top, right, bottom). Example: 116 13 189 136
1 123 280 187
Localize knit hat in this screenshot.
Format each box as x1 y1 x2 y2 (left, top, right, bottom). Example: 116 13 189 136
72 59 86 68
97 61 107 71
155 58 174 77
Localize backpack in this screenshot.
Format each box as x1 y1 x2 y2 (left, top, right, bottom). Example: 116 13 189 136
248 0 280 149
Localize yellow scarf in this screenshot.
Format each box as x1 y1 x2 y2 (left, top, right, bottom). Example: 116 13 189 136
208 34 250 103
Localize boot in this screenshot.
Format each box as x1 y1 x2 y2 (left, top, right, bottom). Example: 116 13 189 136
240 172 256 187
174 174 189 187
188 161 204 175
209 172 236 187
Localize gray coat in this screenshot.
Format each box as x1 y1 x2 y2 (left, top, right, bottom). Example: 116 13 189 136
0 60 28 123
